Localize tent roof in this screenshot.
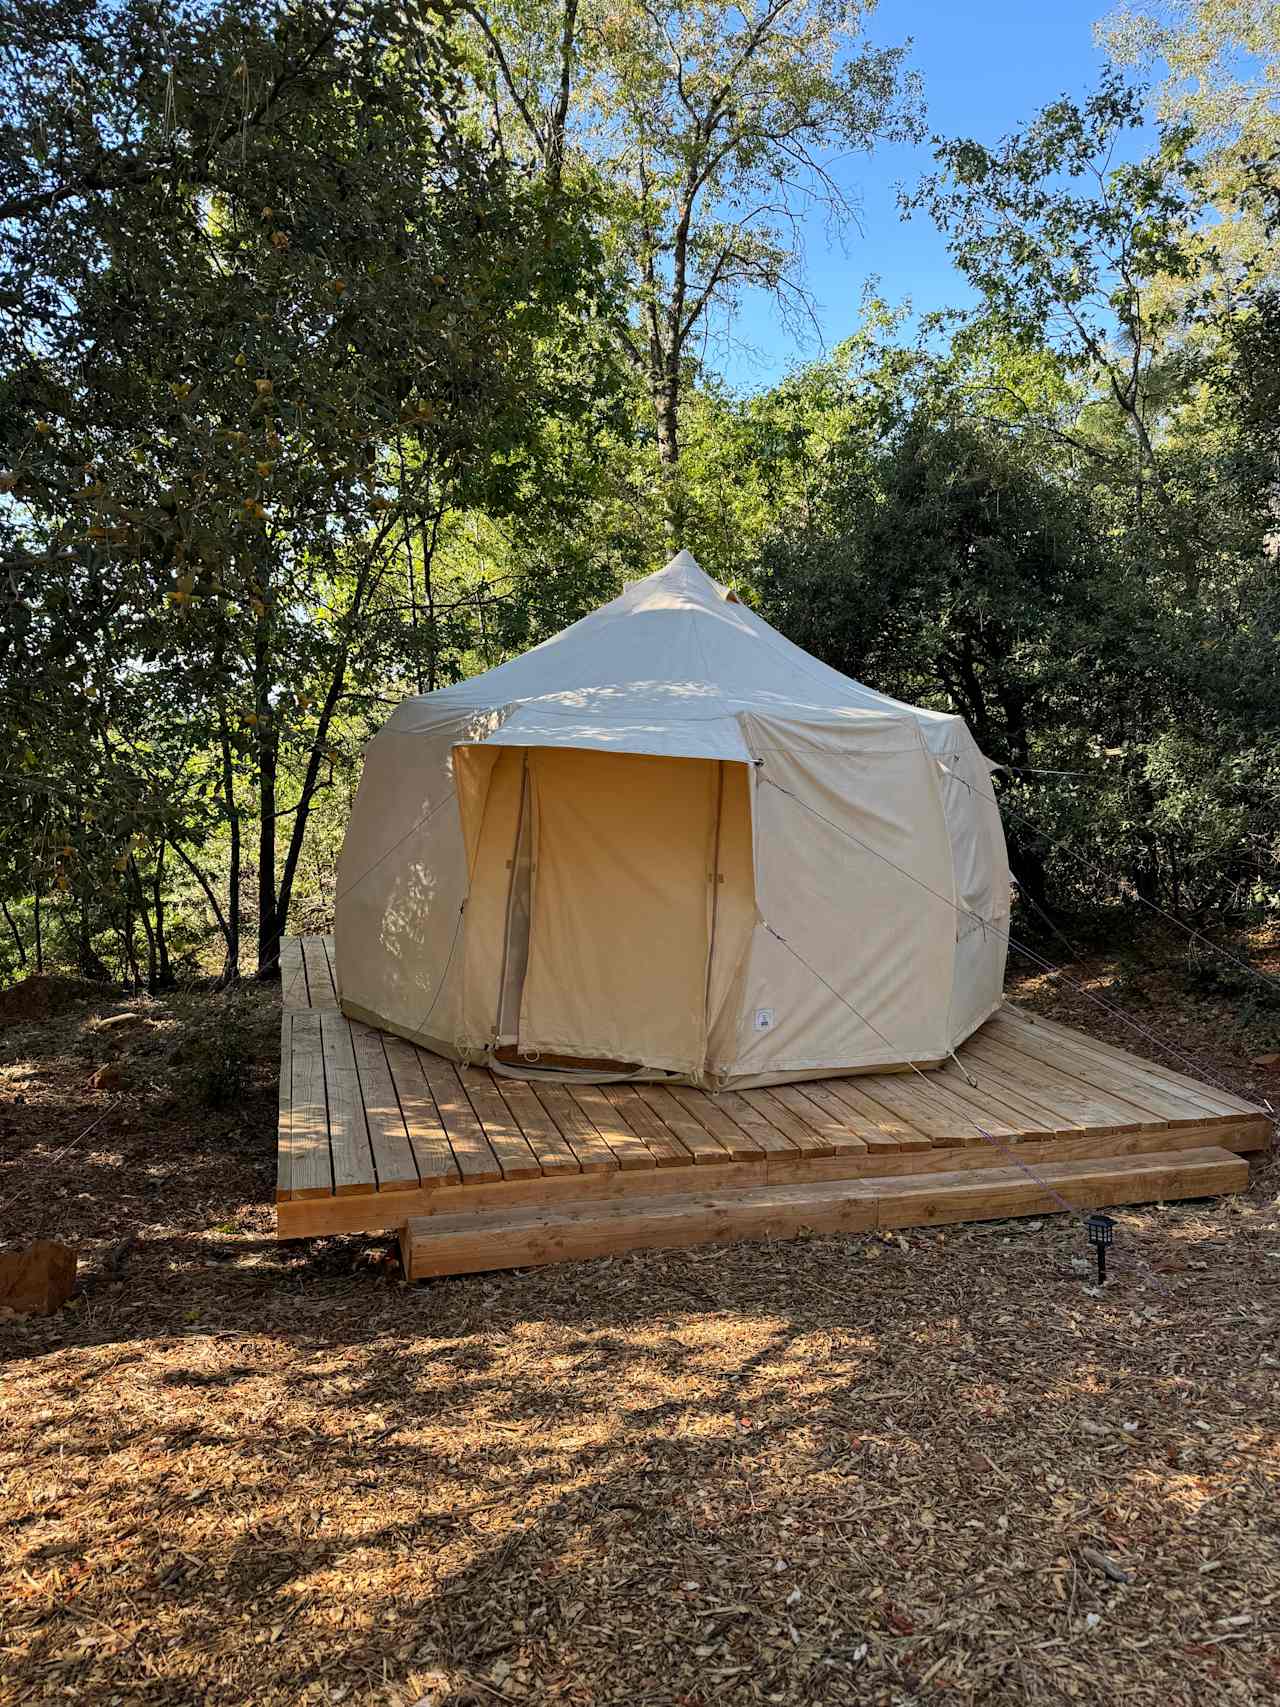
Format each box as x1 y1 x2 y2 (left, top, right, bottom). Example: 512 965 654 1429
383 550 967 763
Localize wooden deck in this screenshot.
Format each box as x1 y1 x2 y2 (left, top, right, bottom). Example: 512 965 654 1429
277 937 1269 1260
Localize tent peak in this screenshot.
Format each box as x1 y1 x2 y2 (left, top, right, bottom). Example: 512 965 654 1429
662 548 703 574
621 547 734 616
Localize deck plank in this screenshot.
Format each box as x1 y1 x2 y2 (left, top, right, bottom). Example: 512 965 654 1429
667 1085 769 1159
789 1079 915 1153
350 1022 420 1192
275 1014 294 1200
849 1066 1027 1147
302 936 338 1009
459 1067 543 1180
740 1088 835 1157
919 1061 1062 1146
382 1041 460 1189
568 1084 661 1171
320 1010 377 1194
634 1084 735 1165
493 1081 582 1174
963 1030 1150 1131
767 1084 868 1154
535 1084 620 1174
418 1057 503 1184
710 1088 799 1155
986 1012 1207 1123
279 937 309 1012
601 1084 693 1166
965 1031 1162 1133
935 1059 1075 1141
1003 1005 1259 1115
811 1078 933 1151
992 1009 1251 1122
287 1009 332 1200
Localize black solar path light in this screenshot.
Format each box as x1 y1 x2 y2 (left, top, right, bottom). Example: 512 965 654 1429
1087 1212 1116 1285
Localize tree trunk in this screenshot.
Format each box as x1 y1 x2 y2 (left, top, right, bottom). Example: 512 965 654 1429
121 906 136 989
213 618 241 985
1133 845 1161 907
76 889 108 981
172 841 238 980
1 897 26 968
653 376 683 541
1127 770 1162 908
266 523 405 962
423 497 444 691
129 857 158 993
398 437 425 695
270 653 350 976
152 840 173 988
253 593 282 981
254 514 406 978
654 382 679 467
546 0 579 191
33 889 42 974
256 721 280 980
218 711 241 985
1009 830 1050 916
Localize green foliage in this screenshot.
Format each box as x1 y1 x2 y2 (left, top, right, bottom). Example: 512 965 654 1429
462 0 922 522
0 0 620 983
744 63 1280 923
1101 0 1280 292
0 0 1276 992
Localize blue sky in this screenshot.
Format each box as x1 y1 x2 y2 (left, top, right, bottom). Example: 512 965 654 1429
721 0 1124 387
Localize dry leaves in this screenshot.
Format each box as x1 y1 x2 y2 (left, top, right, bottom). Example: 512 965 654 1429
1 976 1278 1705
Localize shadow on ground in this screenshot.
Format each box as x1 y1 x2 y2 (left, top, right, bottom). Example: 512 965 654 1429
2 980 1278 1705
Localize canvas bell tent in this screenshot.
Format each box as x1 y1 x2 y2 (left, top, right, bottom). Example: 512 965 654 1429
334 551 1010 1088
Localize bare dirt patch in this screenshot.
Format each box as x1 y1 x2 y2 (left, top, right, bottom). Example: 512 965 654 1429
2 960 1278 1706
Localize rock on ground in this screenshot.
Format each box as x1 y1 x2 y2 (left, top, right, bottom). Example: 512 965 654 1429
0 1240 76 1316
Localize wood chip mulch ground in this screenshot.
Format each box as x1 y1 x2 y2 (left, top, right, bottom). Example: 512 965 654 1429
2 950 1279 1706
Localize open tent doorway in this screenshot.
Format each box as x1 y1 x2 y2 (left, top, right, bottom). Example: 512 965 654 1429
455 744 757 1079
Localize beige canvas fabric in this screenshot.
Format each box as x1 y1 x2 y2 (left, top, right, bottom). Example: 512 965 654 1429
334 551 1010 1086
517 748 719 1073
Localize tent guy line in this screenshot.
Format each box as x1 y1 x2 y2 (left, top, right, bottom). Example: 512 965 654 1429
760 918 1175 1295
1008 875 1084 962
330 789 458 910
1006 931 1277 1132
941 763 1280 1002
405 899 468 1045
759 773 1265 1120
